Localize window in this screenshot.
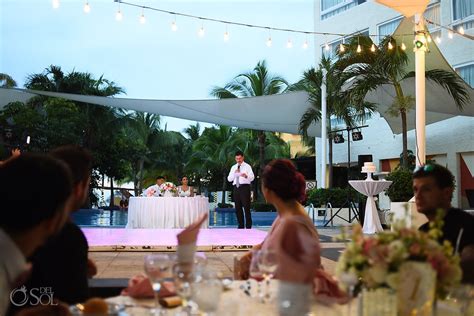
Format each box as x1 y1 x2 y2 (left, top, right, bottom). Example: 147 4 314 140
320 0 366 20
455 64 474 88
453 0 474 21
378 17 403 38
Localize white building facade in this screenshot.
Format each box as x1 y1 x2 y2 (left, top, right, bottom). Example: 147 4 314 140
313 0 474 208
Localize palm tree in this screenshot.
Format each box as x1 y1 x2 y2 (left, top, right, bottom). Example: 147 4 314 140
210 60 289 183
0 73 17 88
183 122 201 141
293 56 375 187
186 125 240 204
335 36 470 167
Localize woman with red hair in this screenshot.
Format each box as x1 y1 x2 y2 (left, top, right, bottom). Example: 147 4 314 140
238 159 347 303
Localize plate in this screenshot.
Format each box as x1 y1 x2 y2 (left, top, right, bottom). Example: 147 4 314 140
70 302 127 315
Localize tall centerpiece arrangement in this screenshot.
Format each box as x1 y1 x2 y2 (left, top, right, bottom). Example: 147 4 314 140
336 216 462 316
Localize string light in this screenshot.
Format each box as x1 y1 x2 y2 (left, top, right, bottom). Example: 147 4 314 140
223 25 230 42
198 22 205 37
286 38 293 49
83 1 90 13
388 41 393 50
448 30 454 39
339 42 345 53
302 40 309 49
266 36 272 47
324 41 330 51
436 36 441 44
171 20 178 31
52 0 60 9
139 8 146 24
401 41 406 50
458 26 465 35
115 2 123 21
427 35 432 43
356 37 361 53
370 43 376 52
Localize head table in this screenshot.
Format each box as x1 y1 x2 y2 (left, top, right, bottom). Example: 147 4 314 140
126 196 209 229
106 280 461 316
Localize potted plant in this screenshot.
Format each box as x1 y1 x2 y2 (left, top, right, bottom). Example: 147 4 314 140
385 167 426 227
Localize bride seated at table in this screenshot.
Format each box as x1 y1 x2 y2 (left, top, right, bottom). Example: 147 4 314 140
237 159 348 303
177 176 194 197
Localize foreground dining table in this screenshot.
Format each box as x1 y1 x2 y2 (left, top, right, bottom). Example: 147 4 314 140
126 196 209 229
106 280 464 316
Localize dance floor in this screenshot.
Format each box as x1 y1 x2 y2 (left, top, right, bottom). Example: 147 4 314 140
83 228 267 252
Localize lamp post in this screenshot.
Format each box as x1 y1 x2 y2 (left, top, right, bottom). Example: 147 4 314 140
414 14 427 166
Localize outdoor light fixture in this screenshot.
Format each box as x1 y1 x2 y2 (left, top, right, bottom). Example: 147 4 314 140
401 42 407 50
436 36 441 44
415 39 424 49
448 30 454 39
139 13 146 24
352 131 363 141
458 26 465 35
325 42 330 51
223 31 230 42
286 39 293 48
266 37 272 47
334 134 344 144
388 41 393 50
52 0 60 9
302 40 309 49
83 1 90 13
171 20 178 31
198 25 205 37
357 44 362 53
339 43 345 52
370 43 376 52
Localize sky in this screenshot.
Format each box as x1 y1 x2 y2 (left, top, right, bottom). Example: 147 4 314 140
1 0 316 133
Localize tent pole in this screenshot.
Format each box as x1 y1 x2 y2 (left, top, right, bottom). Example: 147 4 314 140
321 69 328 188
414 14 426 167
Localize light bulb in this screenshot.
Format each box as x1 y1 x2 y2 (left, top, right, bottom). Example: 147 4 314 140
171 21 178 31
302 40 309 49
52 0 60 9
286 39 293 48
139 14 146 24
356 44 362 53
224 31 230 42
266 37 272 47
401 42 406 50
325 42 330 51
448 30 454 39
427 35 432 43
83 2 90 13
388 41 393 50
370 43 376 52
458 26 465 35
339 43 345 52
116 10 123 21
198 26 205 37
436 36 442 44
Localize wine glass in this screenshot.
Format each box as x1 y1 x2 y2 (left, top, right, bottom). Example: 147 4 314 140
144 254 173 315
257 249 278 302
173 263 195 315
191 269 223 315
249 250 264 301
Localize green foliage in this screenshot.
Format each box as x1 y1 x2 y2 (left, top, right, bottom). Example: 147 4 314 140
251 202 275 212
385 167 414 202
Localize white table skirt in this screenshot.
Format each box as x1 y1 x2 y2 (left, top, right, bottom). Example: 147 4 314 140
126 197 209 229
349 180 392 234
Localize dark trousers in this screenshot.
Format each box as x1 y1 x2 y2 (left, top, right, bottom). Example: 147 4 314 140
234 184 252 228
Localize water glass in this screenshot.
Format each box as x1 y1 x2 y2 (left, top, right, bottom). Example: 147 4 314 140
249 250 264 301
258 249 278 302
192 270 223 315
144 254 173 315
277 281 311 316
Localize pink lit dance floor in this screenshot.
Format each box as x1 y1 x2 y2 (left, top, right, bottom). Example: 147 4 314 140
82 228 267 252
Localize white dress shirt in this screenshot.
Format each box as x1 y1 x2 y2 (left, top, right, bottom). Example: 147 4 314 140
0 229 28 316
142 184 163 197
227 161 255 186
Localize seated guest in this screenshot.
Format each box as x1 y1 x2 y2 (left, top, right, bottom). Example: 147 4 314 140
0 148 21 166
142 176 166 197
0 154 73 316
177 176 194 197
237 159 347 300
17 146 96 309
414 164 474 282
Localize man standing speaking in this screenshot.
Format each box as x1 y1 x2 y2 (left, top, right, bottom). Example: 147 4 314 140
228 151 254 229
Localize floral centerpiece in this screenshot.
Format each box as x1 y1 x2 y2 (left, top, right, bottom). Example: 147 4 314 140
336 216 462 315
160 182 177 196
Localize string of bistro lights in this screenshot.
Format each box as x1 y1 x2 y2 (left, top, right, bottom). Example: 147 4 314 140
52 0 473 53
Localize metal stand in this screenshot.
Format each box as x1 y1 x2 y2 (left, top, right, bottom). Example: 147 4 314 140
324 125 367 226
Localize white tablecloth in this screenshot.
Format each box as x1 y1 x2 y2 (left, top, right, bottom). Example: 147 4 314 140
126 197 209 229
349 180 392 234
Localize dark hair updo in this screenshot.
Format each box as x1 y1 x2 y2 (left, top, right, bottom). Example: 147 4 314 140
261 159 306 202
